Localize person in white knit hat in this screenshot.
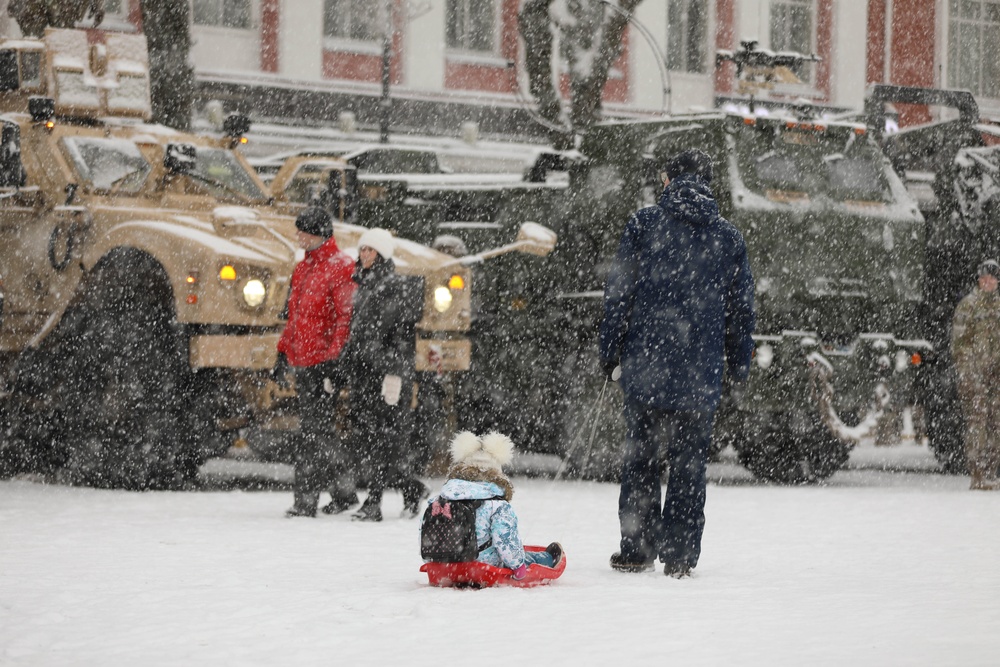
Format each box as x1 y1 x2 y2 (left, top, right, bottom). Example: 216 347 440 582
419 431 562 579
338 228 428 521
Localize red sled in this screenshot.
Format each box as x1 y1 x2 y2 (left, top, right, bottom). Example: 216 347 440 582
420 545 567 588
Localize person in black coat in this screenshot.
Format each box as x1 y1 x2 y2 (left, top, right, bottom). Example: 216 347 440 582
600 149 756 577
341 228 428 522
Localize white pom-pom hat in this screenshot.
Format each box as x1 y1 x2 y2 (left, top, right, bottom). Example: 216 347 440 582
449 431 514 472
358 227 395 260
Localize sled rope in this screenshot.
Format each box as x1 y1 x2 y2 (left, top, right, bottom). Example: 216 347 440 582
554 378 610 481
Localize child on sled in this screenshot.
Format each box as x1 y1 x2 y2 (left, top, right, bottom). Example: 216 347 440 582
420 431 562 580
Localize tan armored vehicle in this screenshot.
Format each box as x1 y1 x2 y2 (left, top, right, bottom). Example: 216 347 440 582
0 29 554 488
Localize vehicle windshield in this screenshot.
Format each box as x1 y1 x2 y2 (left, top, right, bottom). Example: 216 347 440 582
62 137 151 193
190 147 267 201
348 149 440 174
285 163 336 203
735 127 891 201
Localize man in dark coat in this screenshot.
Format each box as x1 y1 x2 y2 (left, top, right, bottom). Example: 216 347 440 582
341 228 428 522
277 207 356 517
600 149 756 577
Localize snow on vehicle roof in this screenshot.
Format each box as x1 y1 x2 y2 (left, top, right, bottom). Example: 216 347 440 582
241 120 560 175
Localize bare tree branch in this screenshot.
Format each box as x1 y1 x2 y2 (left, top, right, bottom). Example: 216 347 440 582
518 0 568 145
570 0 642 131
518 0 645 144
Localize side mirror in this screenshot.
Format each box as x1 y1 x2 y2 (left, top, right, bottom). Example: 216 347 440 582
28 96 55 123
224 113 251 138
164 143 197 174
514 222 557 257
0 50 18 91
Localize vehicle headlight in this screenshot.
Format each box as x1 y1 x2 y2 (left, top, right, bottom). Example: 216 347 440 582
243 279 267 307
433 286 453 313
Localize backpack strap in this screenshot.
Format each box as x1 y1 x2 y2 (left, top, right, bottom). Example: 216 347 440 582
475 495 508 553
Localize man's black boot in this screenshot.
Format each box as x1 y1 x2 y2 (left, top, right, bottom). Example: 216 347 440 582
663 562 693 579
321 493 359 515
609 552 654 573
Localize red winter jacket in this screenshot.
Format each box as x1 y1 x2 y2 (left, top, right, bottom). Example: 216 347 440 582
277 236 355 367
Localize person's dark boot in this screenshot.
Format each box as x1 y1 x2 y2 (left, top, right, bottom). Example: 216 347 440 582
321 493 359 515
401 481 429 519
609 552 654 573
285 490 319 518
663 562 693 579
546 542 564 567
351 496 383 522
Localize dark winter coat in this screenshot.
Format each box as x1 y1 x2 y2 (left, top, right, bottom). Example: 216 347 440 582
277 236 355 367
599 173 756 411
341 256 423 382
341 256 423 482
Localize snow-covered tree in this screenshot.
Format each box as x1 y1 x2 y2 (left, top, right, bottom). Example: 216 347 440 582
140 0 194 131
519 0 643 147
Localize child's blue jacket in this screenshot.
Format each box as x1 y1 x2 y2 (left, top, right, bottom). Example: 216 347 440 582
421 478 525 569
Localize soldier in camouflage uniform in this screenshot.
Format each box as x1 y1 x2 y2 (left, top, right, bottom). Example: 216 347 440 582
951 259 1000 490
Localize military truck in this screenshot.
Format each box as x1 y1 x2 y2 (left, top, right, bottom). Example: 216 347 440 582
262 145 567 254
468 45 944 483
0 28 554 488
865 84 1000 473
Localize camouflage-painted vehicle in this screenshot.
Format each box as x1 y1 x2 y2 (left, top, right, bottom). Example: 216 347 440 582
0 29 554 488
482 72 945 483
866 84 1000 474
576 110 928 482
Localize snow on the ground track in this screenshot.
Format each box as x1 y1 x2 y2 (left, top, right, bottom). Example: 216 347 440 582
1 471 998 666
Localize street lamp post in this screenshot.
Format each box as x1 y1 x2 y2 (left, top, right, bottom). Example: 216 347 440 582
379 0 392 143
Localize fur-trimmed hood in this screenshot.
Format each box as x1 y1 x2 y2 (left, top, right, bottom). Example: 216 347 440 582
445 465 514 501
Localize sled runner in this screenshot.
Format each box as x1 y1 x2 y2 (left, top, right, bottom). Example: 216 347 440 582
420 545 566 588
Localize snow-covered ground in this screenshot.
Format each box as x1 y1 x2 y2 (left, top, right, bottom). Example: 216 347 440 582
2 442 998 666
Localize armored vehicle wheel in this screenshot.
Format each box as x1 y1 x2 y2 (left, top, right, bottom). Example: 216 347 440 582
734 410 851 484
54 251 200 489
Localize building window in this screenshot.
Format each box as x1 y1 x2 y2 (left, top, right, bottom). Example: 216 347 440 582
770 0 814 81
324 0 384 42
667 0 707 73
192 0 252 30
948 0 1000 98
446 0 496 53
104 0 125 15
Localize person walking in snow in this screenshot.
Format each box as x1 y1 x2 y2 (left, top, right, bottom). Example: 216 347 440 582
951 259 1000 491
420 431 562 578
599 149 756 577
341 228 428 522
277 206 357 518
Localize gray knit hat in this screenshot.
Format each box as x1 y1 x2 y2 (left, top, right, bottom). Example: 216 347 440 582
978 259 1000 279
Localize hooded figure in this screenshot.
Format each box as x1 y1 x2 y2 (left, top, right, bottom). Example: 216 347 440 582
600 148 756 577
420 431 562 579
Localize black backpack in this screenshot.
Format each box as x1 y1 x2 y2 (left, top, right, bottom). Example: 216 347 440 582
420 497 496 562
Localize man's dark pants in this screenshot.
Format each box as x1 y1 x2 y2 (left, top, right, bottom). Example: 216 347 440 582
291 361 354 512
619 399 714 567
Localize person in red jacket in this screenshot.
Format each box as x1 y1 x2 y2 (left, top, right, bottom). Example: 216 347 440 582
277 207 357 517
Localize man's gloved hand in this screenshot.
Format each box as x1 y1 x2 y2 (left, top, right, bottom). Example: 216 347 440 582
726 378 747 405
323 364 346 395
511 564 528 580
271 352 290 387
601 360 621 382
381 374 402 406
